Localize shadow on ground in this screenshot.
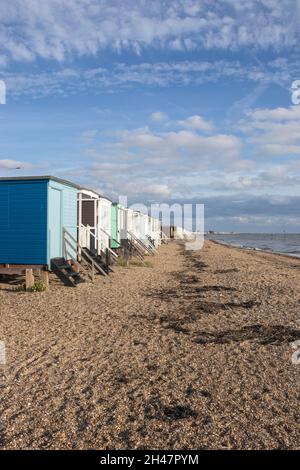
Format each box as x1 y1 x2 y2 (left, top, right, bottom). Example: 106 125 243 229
144 397 198 421
145 248 300 348
193 324 300 346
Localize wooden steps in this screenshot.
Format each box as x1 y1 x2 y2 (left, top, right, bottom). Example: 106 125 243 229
51 258 85 287
128 231 154 256
81 248 110 276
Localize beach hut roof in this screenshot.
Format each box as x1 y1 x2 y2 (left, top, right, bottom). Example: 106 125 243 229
79 187 101 199
99 194 113 203
79 186 112 202
0 175 80 189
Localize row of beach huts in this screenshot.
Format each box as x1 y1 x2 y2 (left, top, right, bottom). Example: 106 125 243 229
0 175 183 288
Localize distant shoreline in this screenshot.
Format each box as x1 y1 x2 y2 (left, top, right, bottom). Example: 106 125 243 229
205 232 300 235
209 238 300 261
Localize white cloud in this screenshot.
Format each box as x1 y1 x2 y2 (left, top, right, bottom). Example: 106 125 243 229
70 106 300 201
248 106 300 122
150 111 168 122
80 129 98 142
177 115 213 132
70 123 246 199
130 182 172 197
116 127 164 149
0 0 297 66
0 159 28 169
111 127 243 166
0 56 7 68
2 56 298 99
241 105 300 156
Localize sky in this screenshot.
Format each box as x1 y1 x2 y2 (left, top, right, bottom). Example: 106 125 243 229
0 0 300 232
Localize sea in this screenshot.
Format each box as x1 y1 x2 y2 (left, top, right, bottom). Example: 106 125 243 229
206 233 300 258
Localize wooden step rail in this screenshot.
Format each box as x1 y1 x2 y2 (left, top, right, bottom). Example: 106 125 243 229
97 227 120 259
129 234 149 256
64 247 94 282
128 230 154 255
78 224 118 274
63 228 107 279
63 234 96 281
145 235 157 252
79 224 119 260
127 238 145 261
125 231 145 257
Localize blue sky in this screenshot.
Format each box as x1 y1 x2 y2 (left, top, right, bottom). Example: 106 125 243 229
0 0 300 232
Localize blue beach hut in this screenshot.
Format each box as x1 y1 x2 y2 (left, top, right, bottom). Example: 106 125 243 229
0 176 79 269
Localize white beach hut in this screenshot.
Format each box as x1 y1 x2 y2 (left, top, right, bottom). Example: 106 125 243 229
78 188 113 255
125 208 135 237
98 196 112 253
78 188 99 252
148 216 161 247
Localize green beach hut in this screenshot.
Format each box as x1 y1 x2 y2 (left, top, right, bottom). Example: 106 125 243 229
111 203 126 250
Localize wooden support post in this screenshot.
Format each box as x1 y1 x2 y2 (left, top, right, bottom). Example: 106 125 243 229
41 271 49 289
72 261 80 273
78 192 82 261
105 248 110 270
25 269 35 290
124 249 129 267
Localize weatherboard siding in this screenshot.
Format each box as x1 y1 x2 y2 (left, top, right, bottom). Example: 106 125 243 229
0 180 48 264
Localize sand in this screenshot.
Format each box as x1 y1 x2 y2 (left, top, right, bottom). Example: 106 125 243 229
1 240 300 450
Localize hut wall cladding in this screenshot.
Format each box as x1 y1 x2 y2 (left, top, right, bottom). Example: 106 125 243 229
0 180 48 264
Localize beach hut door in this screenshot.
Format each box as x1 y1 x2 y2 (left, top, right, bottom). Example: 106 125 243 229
50 188 62 258
80 225 91 250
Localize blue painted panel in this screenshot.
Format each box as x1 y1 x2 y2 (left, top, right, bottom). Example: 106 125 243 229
0 185 9 228
0 180 48 264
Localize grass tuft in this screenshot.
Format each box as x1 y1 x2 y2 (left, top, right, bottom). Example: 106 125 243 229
129 259 153 268
117 257 153 268
117 257 129 267
14 282 47 293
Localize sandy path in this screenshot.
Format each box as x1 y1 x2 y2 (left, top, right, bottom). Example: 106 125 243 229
1 240 300 449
